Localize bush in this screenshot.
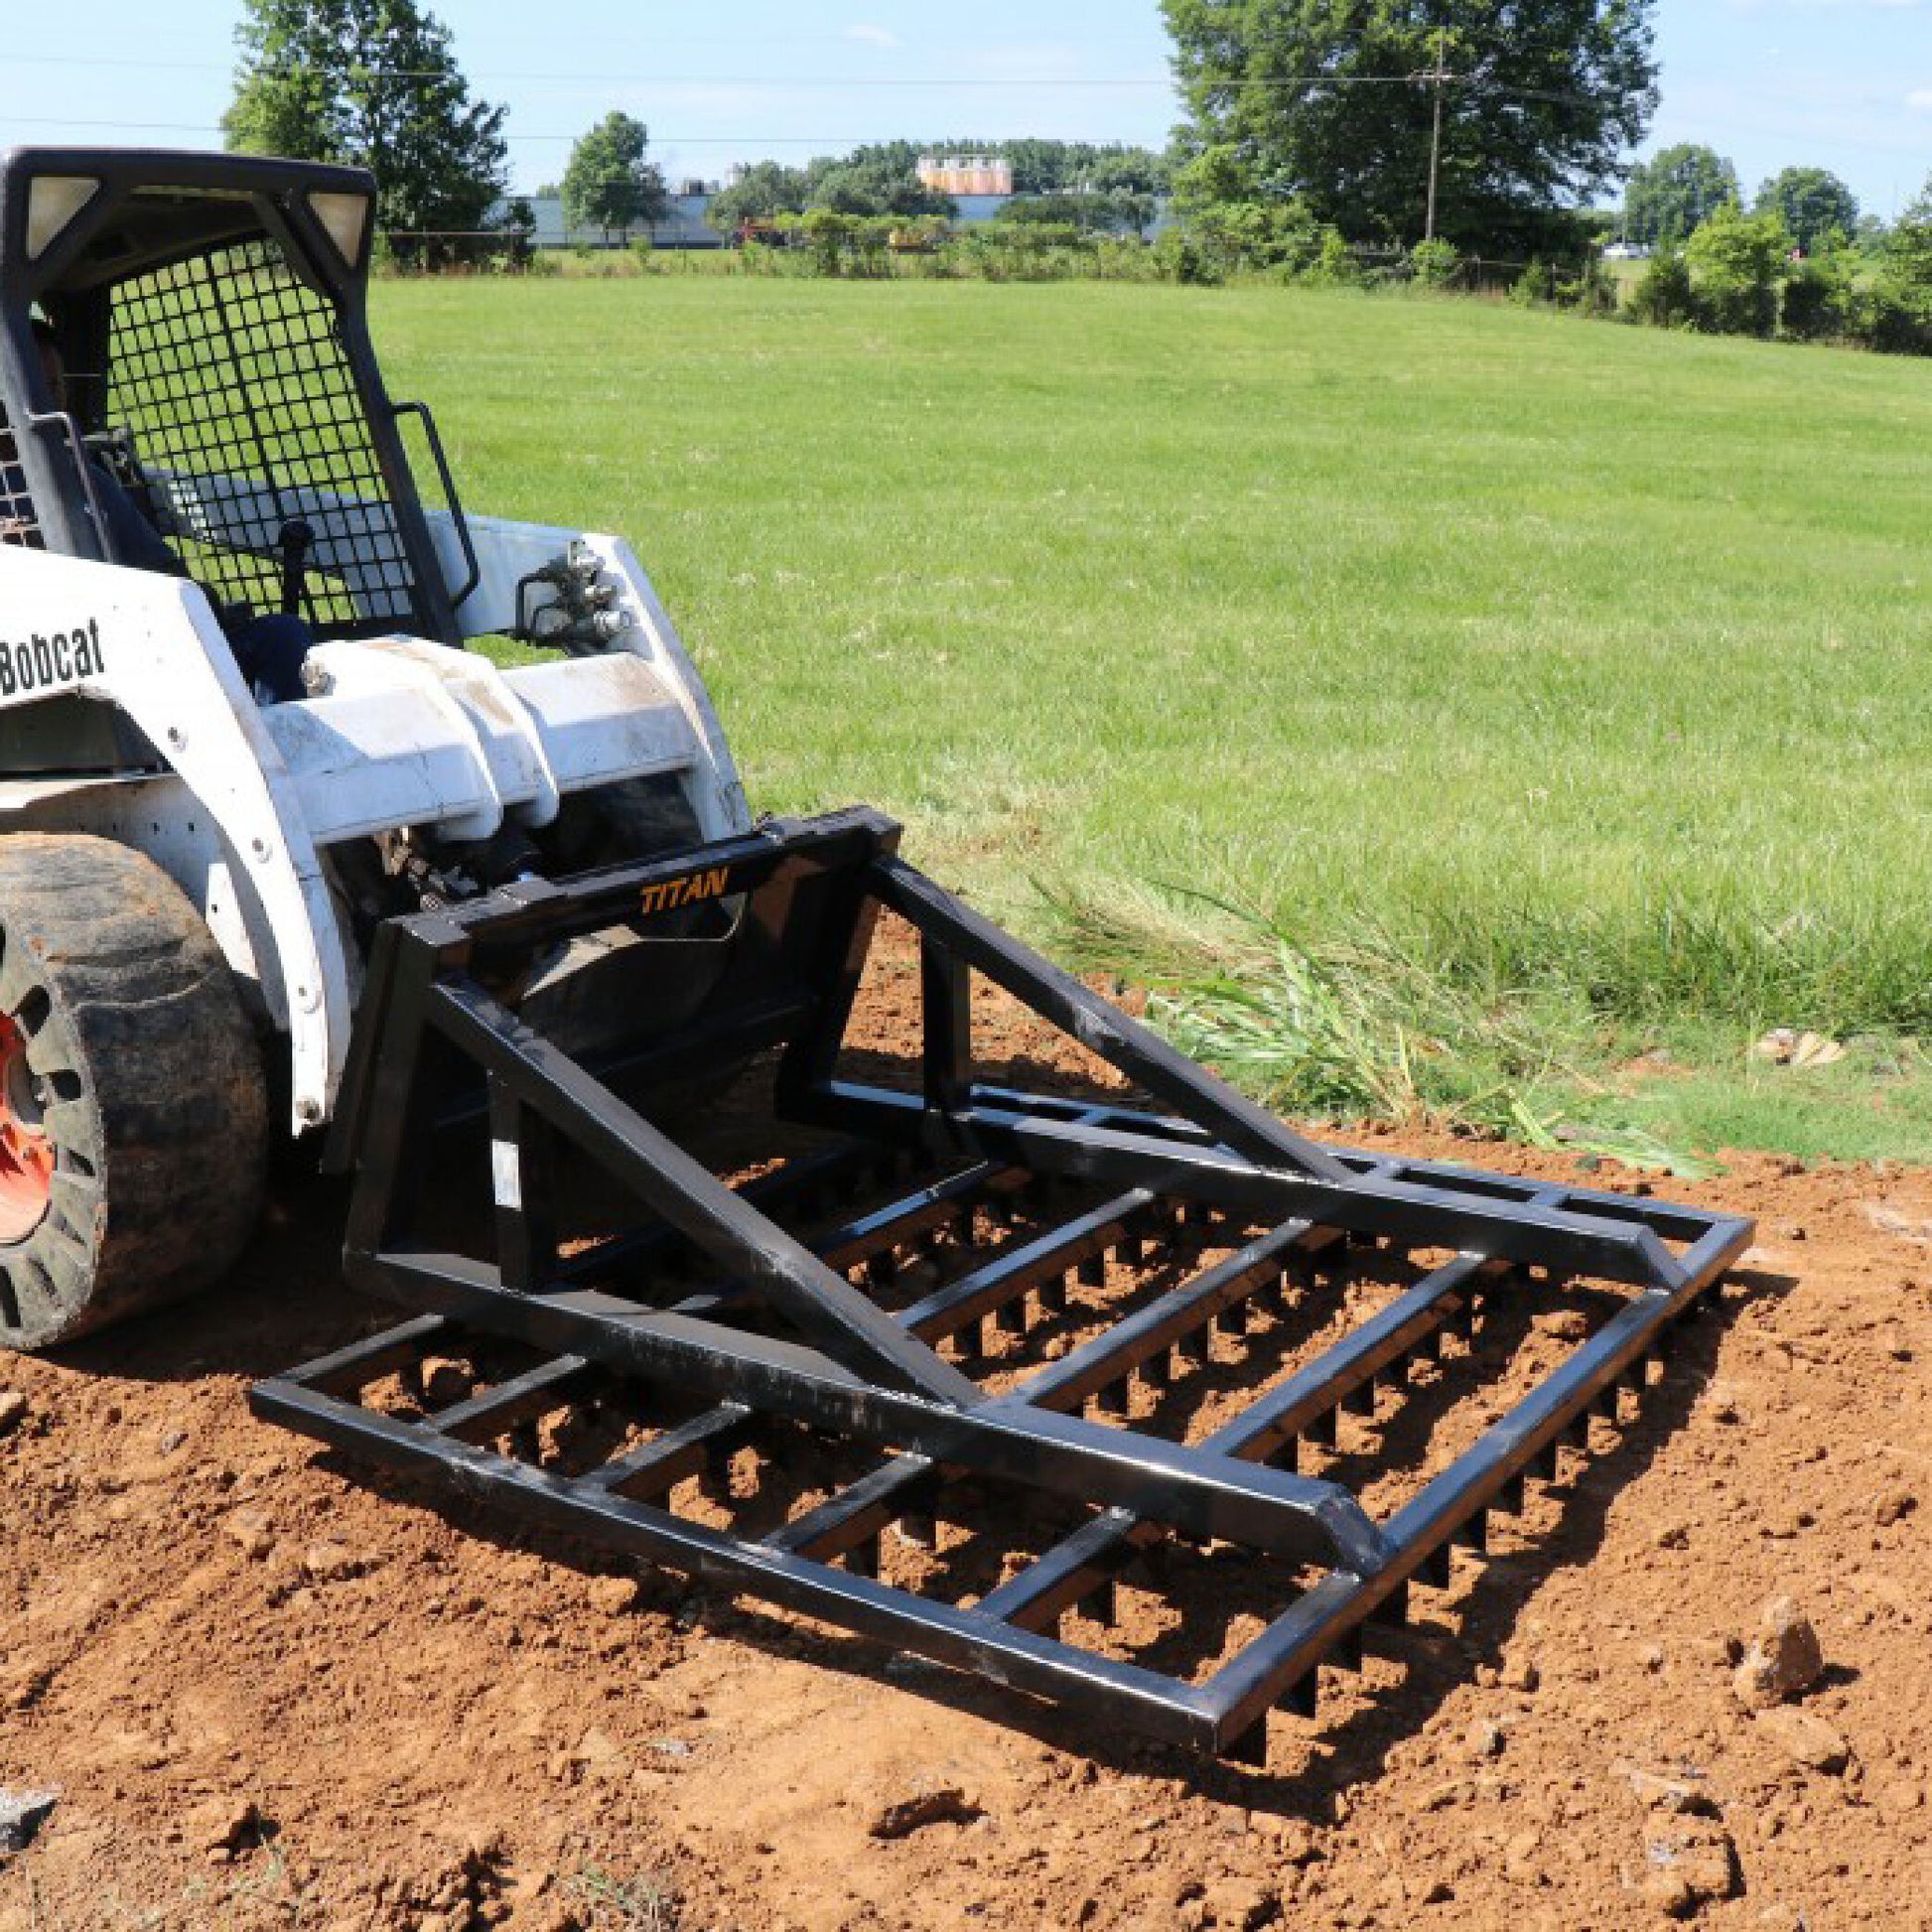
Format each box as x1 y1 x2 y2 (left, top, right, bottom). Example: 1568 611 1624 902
1409 238 1460 288
1161 199 1336 284
1566 256 1621 318
1510 259 1555 307
1306 228 1363 288
1855 282 1932 356
1780 242 1859 342
1627 247 1696 329
1151 226 1220 285
1683 205 1788 338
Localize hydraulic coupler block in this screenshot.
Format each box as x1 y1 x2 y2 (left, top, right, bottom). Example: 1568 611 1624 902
514 540 636 652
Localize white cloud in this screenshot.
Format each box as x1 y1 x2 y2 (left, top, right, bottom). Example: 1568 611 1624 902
1911 87 1932 110
844 24 901 49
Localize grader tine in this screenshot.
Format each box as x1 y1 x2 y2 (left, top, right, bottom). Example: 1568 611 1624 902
255 808 1753 1758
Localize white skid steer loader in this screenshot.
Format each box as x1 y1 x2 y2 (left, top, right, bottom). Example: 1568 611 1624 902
0 148 749 1345
0 147 1754 1761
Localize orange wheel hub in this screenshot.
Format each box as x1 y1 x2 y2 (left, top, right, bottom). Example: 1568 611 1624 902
0 1012 53 1243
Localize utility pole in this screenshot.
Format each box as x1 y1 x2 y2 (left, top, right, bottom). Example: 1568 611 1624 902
1421 28 1452 243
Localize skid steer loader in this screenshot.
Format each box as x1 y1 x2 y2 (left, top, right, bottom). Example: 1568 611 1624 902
0 147 1752 1760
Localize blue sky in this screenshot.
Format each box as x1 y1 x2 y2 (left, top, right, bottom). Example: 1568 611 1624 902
6 0 1930 216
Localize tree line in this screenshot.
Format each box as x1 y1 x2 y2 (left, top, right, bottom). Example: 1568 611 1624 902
1622 146 1871 254
217 0 1932 357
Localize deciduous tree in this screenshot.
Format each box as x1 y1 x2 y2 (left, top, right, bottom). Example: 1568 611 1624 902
1755 167 1858 254
1622 144 1737 249
562 111 669 241
223 0 508 237
706 161 811 232
1163 0 1659 258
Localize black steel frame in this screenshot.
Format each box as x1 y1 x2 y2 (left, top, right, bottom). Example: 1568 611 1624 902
255 808 1753 1758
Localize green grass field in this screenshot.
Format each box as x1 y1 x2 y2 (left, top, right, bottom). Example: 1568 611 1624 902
375 276 1932 1163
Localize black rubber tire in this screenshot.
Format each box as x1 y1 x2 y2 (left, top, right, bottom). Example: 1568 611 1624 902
0 834 268 1352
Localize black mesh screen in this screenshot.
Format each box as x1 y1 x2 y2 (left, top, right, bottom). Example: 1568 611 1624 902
0 403 44 552
103 235 421 635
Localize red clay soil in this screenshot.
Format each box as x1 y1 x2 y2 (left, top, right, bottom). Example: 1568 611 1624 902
1 930 1928 1932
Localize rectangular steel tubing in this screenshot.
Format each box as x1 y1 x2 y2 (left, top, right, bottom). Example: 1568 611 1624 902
967 1253 1487 1639
430 1355 597 1444
769 1452 940 1560
552 1141 890 1292
973 1507 1159 1632
432 810 897 948
1201 1254 1493 1462
868 856 1358 1186
583 1403 759 1499
359 1252 1387 1573
276 1311 451 1397
814 1085 1688 1292
815 1162 1020 1273
972 1086 1730 1251
896 1191 1158 1344
701 1191 1162 1564
768 1215 1326 1566
1196 1212 1755 1750
250 1374 1226 1752
1014 1220 1324 1414
425 977 982 1406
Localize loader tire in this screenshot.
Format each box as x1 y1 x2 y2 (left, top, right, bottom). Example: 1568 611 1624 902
0 835 268 1352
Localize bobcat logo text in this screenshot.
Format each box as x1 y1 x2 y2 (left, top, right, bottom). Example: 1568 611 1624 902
0 620 105 699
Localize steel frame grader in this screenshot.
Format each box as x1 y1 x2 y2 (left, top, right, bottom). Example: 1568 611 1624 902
0 147 1752 1760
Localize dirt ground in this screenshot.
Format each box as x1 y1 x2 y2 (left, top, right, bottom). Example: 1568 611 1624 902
1 931 1928 1932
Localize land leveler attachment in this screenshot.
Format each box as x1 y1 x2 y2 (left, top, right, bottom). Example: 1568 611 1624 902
256 809 1753 1759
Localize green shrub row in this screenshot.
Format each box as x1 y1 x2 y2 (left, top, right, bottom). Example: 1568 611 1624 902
1613 207 1932 352
376 189 1932 363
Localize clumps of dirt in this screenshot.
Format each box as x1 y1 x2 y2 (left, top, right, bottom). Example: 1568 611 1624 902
1 928 1930 1929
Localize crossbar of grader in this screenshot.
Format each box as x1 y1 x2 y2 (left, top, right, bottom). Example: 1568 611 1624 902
255 807 1753 1759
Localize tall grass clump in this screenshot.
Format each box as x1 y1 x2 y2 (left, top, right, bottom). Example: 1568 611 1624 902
1052 889 1702 1171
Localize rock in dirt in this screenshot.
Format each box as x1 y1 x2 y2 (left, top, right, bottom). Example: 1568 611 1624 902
1874 1488 1916 1528
1754 1707 1850 1774
570 1727 630 1778
1464 1718 1507 1761
1863 1203 1932 1243
866 1783 984 1840
224 1509 276 1562
1610 1760 1720 1818
1502 1828 1543 1883
1640 1824 1738 1918
588 1574 641 1616
0 1393 27 1440
1499 1653 1540 1693
1732 1596 1824 1710
196 1799 266 1861
1200 1877 1280 1928
0 1789 58 1855
301 1539 358 1584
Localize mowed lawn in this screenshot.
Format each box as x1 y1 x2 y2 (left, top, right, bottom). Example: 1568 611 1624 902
375 275 1932 1152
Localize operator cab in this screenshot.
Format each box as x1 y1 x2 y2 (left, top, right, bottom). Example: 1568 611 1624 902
0 149 466 644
